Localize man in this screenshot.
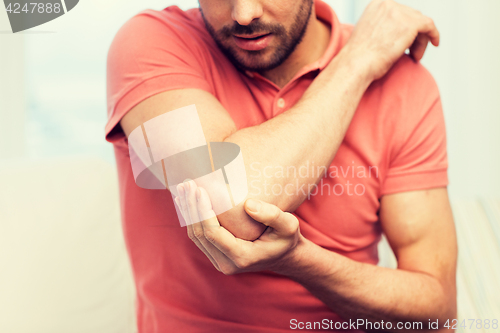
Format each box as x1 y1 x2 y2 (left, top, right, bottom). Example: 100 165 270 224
106 0 457 332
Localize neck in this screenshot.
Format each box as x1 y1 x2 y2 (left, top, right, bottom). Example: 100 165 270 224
261 7 331 89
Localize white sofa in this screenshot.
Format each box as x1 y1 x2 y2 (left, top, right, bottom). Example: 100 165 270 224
0 157 136 333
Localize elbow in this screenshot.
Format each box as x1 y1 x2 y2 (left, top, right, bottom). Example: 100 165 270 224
217 202 267 241
439 297 457 330
433 286 457 331
219 183 300 241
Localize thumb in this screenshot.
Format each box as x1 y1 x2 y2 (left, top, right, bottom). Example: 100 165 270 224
244 199 298 236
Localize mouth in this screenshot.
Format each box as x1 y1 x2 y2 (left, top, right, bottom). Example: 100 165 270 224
233 33 273 51
234 33 271 39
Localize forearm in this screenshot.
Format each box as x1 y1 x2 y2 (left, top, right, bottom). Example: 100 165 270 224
224 49 372 212
279 237 456 332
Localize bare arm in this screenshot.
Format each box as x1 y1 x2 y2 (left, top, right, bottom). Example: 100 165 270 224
120 52 370 240
180 183 458 332
280 188 457 332
120 0 440 240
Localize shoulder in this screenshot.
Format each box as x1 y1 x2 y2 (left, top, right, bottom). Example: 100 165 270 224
384 55 439 96
356 55 444 158
107 6 212 63
368 55 441 122
113 6 207 39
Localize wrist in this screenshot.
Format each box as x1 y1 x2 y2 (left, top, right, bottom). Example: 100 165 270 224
272 234 314 277
332 44 376 85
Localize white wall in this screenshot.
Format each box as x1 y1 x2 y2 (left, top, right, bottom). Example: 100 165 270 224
0 9 25 158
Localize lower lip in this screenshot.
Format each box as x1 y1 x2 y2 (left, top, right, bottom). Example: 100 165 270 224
233 34 273 51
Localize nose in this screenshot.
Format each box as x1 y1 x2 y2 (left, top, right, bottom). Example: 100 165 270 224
231 0 264 26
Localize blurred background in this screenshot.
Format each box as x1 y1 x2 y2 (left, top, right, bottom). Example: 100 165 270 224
0 1 499 332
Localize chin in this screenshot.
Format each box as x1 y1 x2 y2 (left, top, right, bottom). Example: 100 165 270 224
230 49 279 72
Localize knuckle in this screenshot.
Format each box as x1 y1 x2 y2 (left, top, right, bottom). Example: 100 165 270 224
387 7 399 20
286 217 300 237
220 265 236 276
233 259 244 270
204 229 216 243
233 257 250 270
269 207 281 224
413 8 422 16
289 213 300 231
187 229 196 241
287 222 299 236
193 228 205 240
381 0 394 9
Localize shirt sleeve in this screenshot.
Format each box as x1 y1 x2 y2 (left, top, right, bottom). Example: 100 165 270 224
380 62 449 196
105 9 213 143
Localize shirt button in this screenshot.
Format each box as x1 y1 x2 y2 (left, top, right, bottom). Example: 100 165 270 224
277 98 286 109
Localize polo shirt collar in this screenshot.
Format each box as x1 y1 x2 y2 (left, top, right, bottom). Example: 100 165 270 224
311 0 343 71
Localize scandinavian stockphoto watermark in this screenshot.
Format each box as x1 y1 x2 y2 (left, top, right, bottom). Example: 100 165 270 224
126 104 379 227
249 161 379 199
3 0 79 33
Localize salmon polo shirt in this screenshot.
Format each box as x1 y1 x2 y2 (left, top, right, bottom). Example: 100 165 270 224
106 1 448 332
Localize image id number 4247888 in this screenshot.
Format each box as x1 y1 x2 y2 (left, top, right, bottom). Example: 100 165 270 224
445 319 498 330
6 2 62 14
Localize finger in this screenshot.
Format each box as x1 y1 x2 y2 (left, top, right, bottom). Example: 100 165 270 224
176 183 191 225
409 33 429 61
195 187 245 258
182 183 221 270
198 223 242 272
419 16 440 46
184 180 201 224
184 181 210 256
185 184 243 267
196 187 218 227
186 223 221 271
244 199 299 237
180 183 235 272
